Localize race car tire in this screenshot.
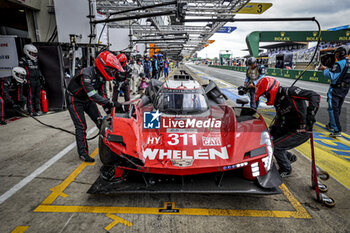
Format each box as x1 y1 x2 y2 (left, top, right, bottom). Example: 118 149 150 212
99 119 118 165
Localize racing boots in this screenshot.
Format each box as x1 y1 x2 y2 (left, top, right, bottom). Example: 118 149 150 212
79 154 95 163
330 131 342 138
287 151 297 164
279 169 292 178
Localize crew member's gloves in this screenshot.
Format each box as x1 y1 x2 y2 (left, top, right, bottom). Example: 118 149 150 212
40 76 46 88
103 101 114 115
306 107 317 130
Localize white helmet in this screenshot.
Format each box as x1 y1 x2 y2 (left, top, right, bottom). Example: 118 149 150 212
23 44 38 61
12 67 27 84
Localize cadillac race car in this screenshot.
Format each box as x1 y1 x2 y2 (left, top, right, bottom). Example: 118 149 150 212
88 72 282 194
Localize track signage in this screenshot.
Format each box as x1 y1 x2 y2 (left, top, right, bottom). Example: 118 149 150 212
235 3 272 14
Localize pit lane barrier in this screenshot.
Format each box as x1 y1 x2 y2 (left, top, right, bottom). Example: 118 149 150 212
208 65 330 84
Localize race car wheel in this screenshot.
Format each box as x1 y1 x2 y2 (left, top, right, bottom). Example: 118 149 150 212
99 119 118 165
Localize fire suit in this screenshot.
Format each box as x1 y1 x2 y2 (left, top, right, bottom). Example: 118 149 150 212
113 65 131 103
0 76 26 121
323 57 350 133
66 66 110 159
245 65 265 109
270 86 320 173
19 57 43 114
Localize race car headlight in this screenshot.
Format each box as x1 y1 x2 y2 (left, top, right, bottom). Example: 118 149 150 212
260 130 273 172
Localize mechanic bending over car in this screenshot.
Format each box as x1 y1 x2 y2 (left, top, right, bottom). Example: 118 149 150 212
113 53 131 111
0 67 27 125
66 51 123 162
255 76 320 178
320 45 350 137
244 57 266 109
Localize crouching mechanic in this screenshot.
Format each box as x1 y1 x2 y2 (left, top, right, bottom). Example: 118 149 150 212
66 51 124 162
245 57 265 109
320 45 350 137
255 77 320 177
0 67 27 125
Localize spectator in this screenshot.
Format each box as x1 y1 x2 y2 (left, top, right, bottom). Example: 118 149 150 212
131 59 144 95
164 58 170 78
143 56 152 79
151 54 158 79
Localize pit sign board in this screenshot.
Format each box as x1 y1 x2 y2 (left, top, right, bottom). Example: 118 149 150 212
216 27 237 34
236 3 272 14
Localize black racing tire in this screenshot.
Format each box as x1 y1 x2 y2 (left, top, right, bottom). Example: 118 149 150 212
99 119 117 165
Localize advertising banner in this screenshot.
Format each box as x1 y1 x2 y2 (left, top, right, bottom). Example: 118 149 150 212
0 36 18 78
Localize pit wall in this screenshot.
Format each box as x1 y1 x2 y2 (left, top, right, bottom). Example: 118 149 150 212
208 65 330 84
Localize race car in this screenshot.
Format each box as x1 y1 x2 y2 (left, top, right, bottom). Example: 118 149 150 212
88 72 282 194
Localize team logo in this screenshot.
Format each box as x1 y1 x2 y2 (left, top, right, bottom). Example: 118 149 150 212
143 110 161 129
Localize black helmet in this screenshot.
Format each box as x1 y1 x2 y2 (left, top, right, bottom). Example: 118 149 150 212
334 45 349 59
247 57 257 66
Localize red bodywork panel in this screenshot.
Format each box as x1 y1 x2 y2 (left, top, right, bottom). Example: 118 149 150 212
103 101 270 177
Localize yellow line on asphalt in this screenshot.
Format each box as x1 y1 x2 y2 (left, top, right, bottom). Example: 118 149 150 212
40 148 99 205
11 226 29 233
34 142 310 219
105 214 132 231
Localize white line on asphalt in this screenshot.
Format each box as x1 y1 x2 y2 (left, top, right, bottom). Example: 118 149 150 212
0 127 98 205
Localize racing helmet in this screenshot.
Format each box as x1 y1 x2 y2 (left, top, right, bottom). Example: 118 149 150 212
12 67 27 84
95 51 124 81
158 54 163 59
247 57 257 66
117 53 128 67
254 76 280 105
23 44 38 61
334 45 349 59
153 54 157 58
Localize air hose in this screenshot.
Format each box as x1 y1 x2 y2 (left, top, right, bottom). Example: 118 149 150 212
14 109 100 141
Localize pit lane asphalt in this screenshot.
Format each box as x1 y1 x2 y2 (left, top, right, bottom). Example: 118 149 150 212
187 63 350 134
0 67 349 232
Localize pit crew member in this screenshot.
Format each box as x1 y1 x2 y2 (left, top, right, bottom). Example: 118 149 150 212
0 67 27 125
255 76 320 177
19 44 45 116
245 57 266 109
66 51 123 162
113 53 131 107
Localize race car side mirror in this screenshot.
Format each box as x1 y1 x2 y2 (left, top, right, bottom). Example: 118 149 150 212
236 98 249 107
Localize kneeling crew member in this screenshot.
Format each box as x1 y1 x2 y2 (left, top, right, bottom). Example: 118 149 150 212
320 45 350 137
255 77 320 177
66 51 124 162
0 67 27 125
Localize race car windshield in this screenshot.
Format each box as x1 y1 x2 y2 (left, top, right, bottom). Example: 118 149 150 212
157 92 208 114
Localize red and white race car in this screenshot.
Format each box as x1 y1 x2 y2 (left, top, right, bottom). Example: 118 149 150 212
88 73 282 194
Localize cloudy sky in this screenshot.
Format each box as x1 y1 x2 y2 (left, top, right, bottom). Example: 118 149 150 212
196 0 350 59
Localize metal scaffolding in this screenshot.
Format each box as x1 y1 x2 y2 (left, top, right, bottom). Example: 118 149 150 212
96 0 251 59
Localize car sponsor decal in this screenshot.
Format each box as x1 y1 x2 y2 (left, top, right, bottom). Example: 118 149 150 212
142 146 228 160
202 136 222 146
